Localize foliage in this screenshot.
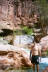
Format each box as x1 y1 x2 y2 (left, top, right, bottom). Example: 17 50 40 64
47 50 48 55
14 26 33 35
35 0 48 35
22 26 33 35
38 0 48 16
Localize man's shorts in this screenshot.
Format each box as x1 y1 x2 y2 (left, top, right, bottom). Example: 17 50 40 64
31 55 39 65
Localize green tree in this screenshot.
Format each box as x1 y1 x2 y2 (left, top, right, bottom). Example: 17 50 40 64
36 0 48 36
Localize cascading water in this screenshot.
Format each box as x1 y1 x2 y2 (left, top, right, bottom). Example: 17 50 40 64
14 35 34 45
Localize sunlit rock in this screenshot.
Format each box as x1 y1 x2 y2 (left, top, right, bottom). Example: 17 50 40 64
40 35 48 51
0 44 32 69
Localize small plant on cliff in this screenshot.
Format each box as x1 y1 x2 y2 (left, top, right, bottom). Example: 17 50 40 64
22 26 33 35
47 50 48 56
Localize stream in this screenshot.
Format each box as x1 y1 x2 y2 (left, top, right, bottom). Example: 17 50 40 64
0 48 48 72
0 35 48 72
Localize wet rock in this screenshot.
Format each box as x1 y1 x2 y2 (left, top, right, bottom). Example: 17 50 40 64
39 36 48 56
42 67 48 72
45 67 48 71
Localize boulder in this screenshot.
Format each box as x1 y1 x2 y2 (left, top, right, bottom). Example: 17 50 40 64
39 36 48 56
42 67 48 72
40 36 48 51
0 44 32 70
0 21 14 30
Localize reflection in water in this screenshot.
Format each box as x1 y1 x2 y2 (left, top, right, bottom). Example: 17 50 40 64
0 69 32 72
0 35 48 72
0 49 48 72
0 62 48 72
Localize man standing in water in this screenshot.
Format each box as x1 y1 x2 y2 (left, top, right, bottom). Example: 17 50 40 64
30 42 41 72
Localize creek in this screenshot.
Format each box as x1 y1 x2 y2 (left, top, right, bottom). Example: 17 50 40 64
0 35 48 72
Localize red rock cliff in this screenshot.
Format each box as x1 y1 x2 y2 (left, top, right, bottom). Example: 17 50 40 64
0 0 39 30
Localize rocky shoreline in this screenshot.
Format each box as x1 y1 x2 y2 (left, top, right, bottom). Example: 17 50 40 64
0 35 48 71
0 44 32 70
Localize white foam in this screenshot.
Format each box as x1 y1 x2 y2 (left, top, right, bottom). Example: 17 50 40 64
24 48 48 64
40 58 48 64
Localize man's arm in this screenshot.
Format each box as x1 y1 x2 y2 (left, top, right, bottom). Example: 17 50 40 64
30 50 32 60
39 49 41 56
38 48 41 62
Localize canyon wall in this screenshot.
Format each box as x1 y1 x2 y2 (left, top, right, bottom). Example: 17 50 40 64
0 0 39 30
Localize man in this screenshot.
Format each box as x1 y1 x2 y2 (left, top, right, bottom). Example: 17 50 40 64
30 42 41 72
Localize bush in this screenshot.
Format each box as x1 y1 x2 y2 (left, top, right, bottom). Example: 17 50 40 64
22 26 33 35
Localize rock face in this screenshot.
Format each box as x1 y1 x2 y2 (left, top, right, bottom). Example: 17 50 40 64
0 0 39 30
40 36 48 51
39 36 48 56
0 44 32 70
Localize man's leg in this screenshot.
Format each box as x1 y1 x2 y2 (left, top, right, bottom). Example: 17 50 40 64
32 64 35 72
36 64 39 72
